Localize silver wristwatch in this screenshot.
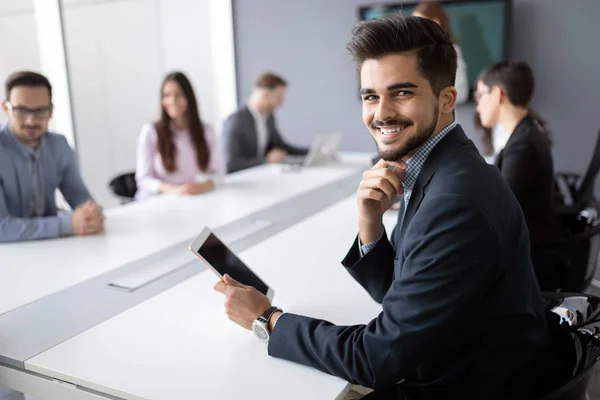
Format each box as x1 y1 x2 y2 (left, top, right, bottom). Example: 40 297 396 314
252 306 282 342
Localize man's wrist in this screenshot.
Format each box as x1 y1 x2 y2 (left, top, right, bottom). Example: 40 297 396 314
268 311 283 334
159 183 176 194
358 220 383 245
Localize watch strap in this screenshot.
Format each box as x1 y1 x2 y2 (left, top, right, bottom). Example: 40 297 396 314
258 306 282 324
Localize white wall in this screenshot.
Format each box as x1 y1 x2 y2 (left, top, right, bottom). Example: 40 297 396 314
61 0 164 207
209 0 238 132
0 0 41 123
34 0 77 148
61 0 237 207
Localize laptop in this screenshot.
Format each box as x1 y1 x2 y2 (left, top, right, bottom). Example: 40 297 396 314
286 132 342 168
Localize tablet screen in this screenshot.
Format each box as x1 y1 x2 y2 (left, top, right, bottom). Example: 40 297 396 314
196 233 270 296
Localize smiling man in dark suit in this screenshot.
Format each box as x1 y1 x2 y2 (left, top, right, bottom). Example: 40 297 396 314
221 72 308 173
214 15 566 399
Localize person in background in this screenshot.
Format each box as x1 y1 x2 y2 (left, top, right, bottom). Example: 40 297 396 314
221 72 309 173
135 71 224 200
474 112 506 163
413 1 469 104
475 60 562 290
0 71 104 243
476 108 551 164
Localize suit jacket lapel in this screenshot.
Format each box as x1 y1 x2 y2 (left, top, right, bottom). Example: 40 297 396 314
242 107 260 156
494 149 504 169
494 116 528 170
266 114 278 150
397 126 471 245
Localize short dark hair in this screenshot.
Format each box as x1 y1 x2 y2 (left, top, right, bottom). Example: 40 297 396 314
477 61 534 107
4 71 53 102
347 14 457 95
255 72 287 90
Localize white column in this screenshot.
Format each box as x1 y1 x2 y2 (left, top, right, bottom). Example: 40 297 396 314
32 0 76 149
209 0 238 135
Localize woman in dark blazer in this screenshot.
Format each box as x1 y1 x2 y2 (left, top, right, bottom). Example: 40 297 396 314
475 61 562 290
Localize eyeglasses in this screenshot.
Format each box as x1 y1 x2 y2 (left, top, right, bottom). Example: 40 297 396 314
473 89 492 103
5 101 52 120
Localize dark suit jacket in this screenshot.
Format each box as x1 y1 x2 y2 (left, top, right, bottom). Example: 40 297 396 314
495 114 561 245
221 106 308 173
268 126 554 399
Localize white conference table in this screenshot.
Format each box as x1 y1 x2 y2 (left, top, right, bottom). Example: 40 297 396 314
0 157 369 317
22 196 399 400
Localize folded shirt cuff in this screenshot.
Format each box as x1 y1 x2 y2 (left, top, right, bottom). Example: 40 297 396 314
358 229 384 257
58 212 73 237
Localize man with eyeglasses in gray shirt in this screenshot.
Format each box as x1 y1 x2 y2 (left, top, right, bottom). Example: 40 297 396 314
0 71 104 242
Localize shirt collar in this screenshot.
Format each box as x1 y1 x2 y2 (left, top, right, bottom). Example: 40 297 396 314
403 121 457 193
248 104 267 122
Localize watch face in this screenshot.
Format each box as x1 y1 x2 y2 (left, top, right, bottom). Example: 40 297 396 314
252 320 269 342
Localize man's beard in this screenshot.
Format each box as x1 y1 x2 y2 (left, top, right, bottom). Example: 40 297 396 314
375 104 439 162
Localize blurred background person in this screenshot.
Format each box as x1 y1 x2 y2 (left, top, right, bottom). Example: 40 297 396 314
1 71 103 242
476 108 550 164
135 71 224 200
221 72 309 173
475 60 562 290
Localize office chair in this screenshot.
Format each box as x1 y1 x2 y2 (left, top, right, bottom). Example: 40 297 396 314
540 217 600 293
359 293 600 400
538 293 600 400
555 129 600 212
537 331 597 400
108 172 137 204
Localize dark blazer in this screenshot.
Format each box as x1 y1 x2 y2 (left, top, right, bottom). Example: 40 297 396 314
221 106 308 173
495 114 561 245
268 126 556 399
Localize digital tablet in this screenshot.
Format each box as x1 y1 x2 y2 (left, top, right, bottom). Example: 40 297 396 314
189 227 274 301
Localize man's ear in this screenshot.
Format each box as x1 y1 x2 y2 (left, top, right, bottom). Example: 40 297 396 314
440 86 457 115
492 86 504 104
1 99 8 114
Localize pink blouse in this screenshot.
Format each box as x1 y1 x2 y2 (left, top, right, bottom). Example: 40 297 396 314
135 123 225 199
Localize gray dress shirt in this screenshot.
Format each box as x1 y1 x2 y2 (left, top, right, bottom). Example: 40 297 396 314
0 123 93 242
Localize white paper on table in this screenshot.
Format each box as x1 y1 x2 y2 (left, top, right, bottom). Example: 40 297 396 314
558 296 590 323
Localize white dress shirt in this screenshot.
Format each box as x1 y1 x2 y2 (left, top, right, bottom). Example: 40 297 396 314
492 124 510 156
248 104 269 158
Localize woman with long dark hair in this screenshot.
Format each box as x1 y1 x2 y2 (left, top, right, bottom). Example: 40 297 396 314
135 72 224 199
475 60 562 290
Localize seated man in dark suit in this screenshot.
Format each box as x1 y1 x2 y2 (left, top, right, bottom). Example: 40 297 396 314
0 71 104 242
221 72 308 173
475 61 562 290
214 15 565 399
